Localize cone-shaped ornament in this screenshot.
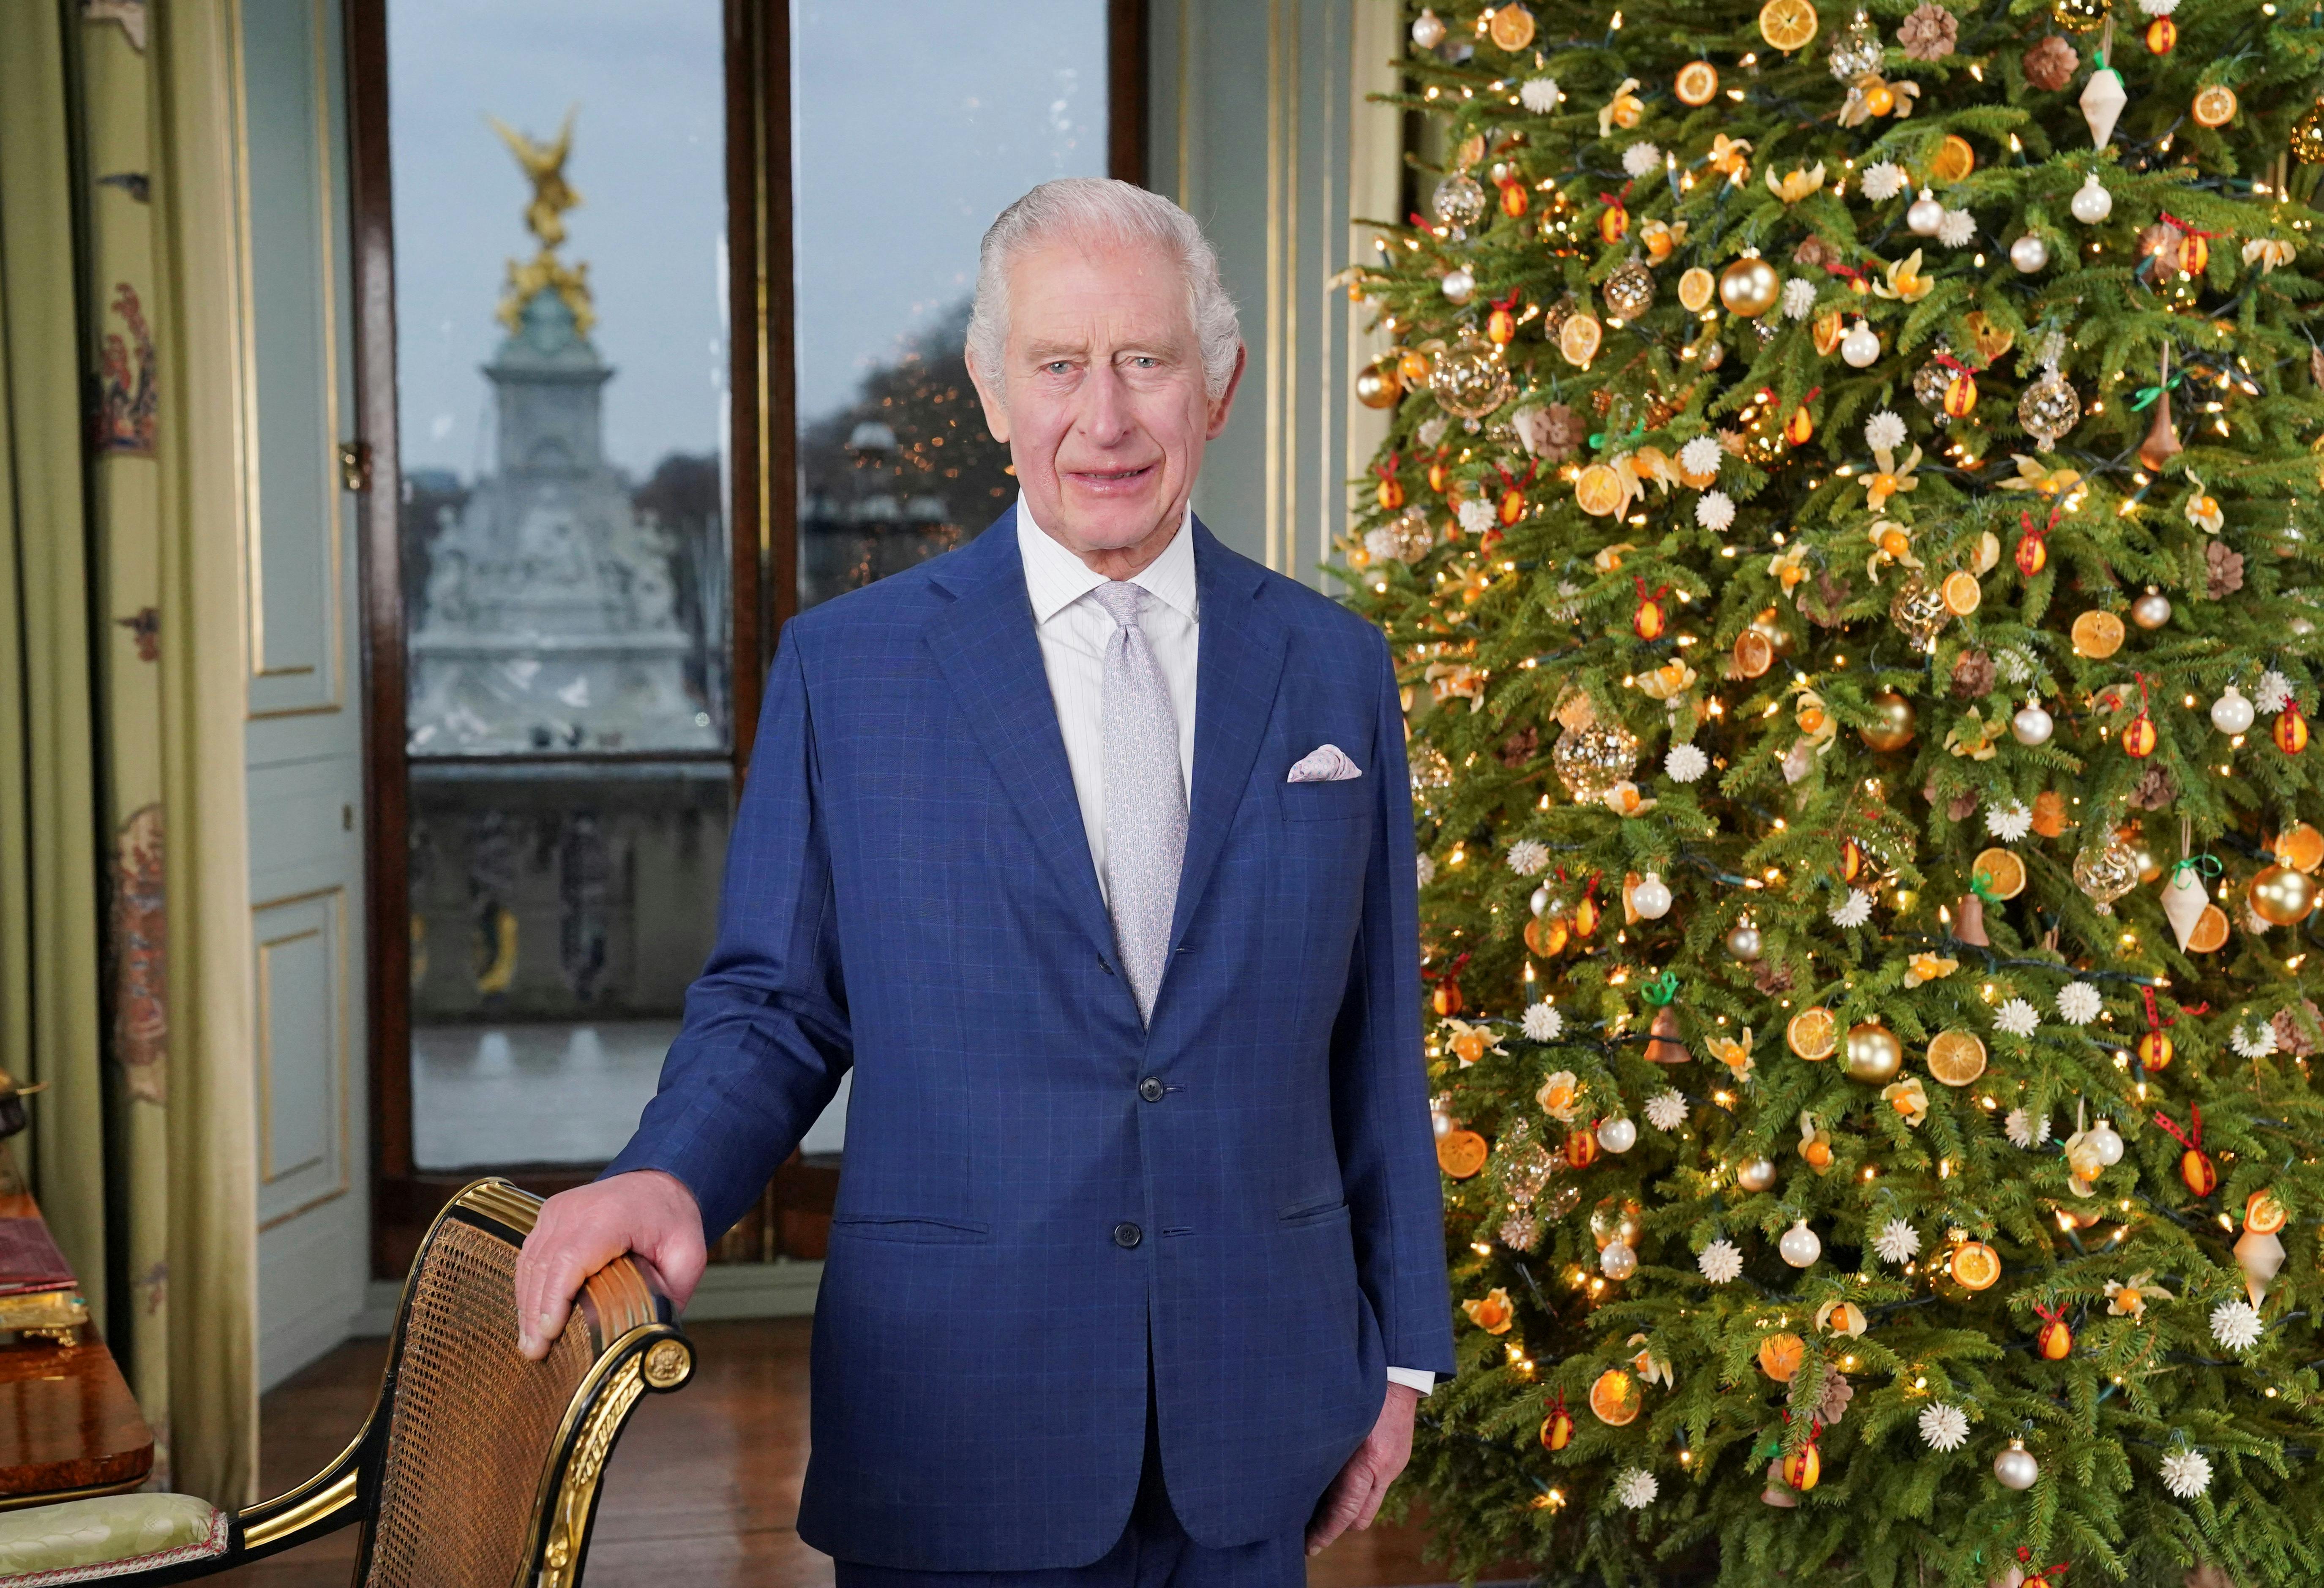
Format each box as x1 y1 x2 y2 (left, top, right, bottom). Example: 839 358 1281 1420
2237 1227 2286 1305
1953 892 1989 946
2081 65 2127 147
2139 348 2183 471
2163 865 2209 950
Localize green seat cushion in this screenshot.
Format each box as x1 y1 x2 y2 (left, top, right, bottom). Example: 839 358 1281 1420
0 1493 228 1583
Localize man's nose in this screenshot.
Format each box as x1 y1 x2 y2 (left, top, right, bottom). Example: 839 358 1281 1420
1074 364 1135 444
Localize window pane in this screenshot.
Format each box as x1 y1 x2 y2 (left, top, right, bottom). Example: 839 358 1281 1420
389 1 727 1169
792 2 1109 610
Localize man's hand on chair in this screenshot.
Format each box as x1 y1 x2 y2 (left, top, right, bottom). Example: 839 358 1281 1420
514 1170 707 1361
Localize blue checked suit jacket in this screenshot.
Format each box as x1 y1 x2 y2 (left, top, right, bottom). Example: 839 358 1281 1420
606 509 1454 1569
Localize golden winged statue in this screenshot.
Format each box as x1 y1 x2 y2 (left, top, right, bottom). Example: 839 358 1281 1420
490 107 595 336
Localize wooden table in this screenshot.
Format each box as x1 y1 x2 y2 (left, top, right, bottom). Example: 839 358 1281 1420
0 1193 153 1509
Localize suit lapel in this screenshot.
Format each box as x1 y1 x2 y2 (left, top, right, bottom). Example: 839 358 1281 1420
1168 521 1287 959
923 513 1116 959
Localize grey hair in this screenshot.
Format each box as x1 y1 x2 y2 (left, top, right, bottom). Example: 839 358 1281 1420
966 177 1241 401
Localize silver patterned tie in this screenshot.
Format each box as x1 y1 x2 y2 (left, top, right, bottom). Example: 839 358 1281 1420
1088 581 1187 1023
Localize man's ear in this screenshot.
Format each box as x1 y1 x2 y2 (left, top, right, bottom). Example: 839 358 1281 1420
968 353 1012 444
1205 342 1249 439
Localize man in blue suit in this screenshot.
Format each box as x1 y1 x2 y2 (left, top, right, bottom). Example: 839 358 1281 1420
516 177 1452 1588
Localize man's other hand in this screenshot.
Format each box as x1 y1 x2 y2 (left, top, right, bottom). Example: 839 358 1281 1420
513 1169 706 1360
1306 1381 1421 1556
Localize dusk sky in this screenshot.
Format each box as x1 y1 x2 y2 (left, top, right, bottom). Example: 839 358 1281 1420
388 0 1107 482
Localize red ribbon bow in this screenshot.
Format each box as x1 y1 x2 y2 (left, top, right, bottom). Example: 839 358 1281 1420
2154 1106 2203 1152
2157 211 2224 240
1424 951 1472 986
1372 450 1400 482
1497 460 1540 488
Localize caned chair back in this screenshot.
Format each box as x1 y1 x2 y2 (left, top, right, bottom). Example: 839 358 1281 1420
233 1179 693 1588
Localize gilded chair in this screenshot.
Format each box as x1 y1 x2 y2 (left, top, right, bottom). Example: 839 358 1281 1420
0 1179 693 1586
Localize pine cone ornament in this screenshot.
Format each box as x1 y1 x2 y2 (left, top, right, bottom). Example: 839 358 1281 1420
1947 790 1979 821
1542 402 1586 459
1803 571 1853 629
1753 959 1795 995
1818 1371 1855 1426
2271 1000 2322 1057
1498 725 1539 767
2207 539 2246 597
2130 763 2178 811
1792 235 1839 271
2023 35 2077 92
1898 2 1958 60
1951 649 1998 698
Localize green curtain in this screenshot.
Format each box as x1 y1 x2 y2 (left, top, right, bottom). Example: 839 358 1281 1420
0 0 112 1323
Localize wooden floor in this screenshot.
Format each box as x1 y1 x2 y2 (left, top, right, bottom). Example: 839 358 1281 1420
209 1318 1463 1588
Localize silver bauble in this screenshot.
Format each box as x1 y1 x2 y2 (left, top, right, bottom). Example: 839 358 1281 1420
1440 264 1477 305
1428 329 1511 430
1632 872 1674 919
2012 701 2055 745
1994 1440 2040 1490
1725 923 1764 962
1432 172 1488 229
2088 1119 2125 1166
1736 1156 1778 1192
1552 721 1641 800
2131 589 2174 630
1829 9 1883 79
1841 319 1881 368
2212 686 2257 735
1908 189 1945 235
2010 233 2051 273
2069 173 2113 224
1778 1218 1822 1268
1600 1239 1638 1280
1411 6 1446 47
1913 356 1956 416
1530 884 1553 916
1598 1116 1639 1155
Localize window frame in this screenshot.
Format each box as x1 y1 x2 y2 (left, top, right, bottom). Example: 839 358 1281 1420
346 0 1147 1275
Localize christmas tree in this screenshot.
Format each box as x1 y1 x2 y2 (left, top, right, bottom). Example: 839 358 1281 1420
1338 3 2324 1583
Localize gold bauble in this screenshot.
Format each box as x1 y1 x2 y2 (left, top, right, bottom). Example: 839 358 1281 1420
2250 862 2321 926
1890 577 1952 652
2073 834 2142 915
1843 1021 1904 1084
1718 256 1782 319
1552 722 1640 801
1428 329 1513 430
2051 0 2107 30
1860 691 1918 752
2296 101 2324 166
1354 359 1402 409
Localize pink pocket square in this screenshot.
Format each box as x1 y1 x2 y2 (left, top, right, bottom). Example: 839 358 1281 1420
1287 744 1362 783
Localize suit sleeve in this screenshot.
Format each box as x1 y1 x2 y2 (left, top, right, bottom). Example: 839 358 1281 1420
603 629 852 1241
1328 626 1457 1378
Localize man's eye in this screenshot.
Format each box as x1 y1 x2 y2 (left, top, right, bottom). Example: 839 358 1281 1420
1129 357 1158 368
1045 361 1073 374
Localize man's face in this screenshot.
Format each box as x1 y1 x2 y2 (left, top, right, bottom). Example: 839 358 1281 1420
970 236 1244 567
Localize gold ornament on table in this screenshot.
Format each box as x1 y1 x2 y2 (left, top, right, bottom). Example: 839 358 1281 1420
1428 330 1512 432
1719 253 1782 319
2073 832 2142 914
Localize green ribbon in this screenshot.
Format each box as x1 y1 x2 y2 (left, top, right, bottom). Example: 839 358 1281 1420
1970 869 2002 903
2167 853 2223 882
1588 419 1647 452
1641 969 1681 1006
2129 372 2185 411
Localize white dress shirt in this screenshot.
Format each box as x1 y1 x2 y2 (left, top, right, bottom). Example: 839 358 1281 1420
1015 501 1435 1399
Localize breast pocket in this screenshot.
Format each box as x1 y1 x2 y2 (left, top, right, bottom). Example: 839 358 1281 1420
1278 776 1370 823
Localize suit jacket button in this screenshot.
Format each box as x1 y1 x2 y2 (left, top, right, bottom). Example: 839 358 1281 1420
1112 1222 1143 1249
1138 1077 1165 1103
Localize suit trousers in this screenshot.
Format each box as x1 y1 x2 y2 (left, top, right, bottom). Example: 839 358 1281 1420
830 1369 1309 1588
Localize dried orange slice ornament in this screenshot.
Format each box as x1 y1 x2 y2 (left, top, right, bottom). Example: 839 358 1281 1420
1589 1367 1642 1425
2192 84 2238 128
2186 903 2230 953
1942 571 1982 616
1559 311 1604 367
1488 2 1537 50
2247 1189 2288 1234
1575 463 1627 517
1678 267 1717 313
1437 1128 1488 1179
1787 1006 1838 1060
1757 1332 1807 1381
1929 133 1976 183
1675 60 1720 106
1759 0 1818 51
1972 847 2026 901
1951 1239 2002 1290
2278 821 2324 873
2071 609 2126 659
1927 1029 1989 1087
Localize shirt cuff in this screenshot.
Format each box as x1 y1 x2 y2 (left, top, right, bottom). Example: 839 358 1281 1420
1385 1366 1436 1396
